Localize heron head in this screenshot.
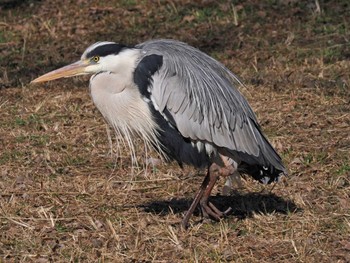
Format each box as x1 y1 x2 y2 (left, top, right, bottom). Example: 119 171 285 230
31 42 132 83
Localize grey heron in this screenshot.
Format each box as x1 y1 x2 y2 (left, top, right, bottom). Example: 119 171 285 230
32 39 287 228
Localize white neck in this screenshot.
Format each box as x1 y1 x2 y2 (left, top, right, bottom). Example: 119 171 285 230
88 48 162 164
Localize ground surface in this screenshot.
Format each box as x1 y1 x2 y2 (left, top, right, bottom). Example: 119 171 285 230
0 0 349 262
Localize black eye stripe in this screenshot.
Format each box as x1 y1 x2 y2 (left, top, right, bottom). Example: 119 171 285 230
87 43 132 58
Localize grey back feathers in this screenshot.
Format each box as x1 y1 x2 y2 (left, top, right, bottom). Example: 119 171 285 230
136 39 286 176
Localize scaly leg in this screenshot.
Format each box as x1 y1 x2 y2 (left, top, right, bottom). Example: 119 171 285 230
181 171 210 229
181 163 233 229
199 163 232 220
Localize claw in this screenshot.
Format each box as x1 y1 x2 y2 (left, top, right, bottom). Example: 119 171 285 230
223 207 233 215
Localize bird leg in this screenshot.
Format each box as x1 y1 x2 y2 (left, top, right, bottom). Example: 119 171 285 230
181 162 233 229
181 171 210 229
199 163 232 220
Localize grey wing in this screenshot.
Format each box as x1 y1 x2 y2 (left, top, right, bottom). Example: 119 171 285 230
138 39 285 173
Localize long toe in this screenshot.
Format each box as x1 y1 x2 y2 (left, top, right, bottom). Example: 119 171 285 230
208 202 224 217
200 201 224 221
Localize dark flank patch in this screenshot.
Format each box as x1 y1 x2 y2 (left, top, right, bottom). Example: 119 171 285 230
133 54 163 98
86 43 132 58
149 105 209 168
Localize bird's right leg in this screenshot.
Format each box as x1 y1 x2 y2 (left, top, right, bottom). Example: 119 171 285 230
199 163 232 220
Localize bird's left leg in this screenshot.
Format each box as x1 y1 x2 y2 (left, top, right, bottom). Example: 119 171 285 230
181 171 211 229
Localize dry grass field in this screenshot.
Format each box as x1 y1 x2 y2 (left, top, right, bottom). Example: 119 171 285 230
0 0 349 262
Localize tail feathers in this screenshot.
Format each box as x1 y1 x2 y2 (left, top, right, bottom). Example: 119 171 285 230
238 162 285 184
239 119 288 183
230 129 287 184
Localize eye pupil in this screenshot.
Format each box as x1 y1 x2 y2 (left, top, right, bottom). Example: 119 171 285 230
93 56 99 62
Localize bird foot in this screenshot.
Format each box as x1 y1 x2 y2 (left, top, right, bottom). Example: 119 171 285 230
181 162 235 229
200 199 232 221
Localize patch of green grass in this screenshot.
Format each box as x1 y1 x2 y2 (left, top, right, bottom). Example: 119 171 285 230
96 204 108 212
322 46 342 62
303 153 314 165
15 135 27 143
55 223 68 232
295 48 318 63
75 194 90 201
313 14 348 35
65 156 89 167
15 134 49 146
336 163 350 175
194 6 226 23
13 114 48 130
29 134 49 146
15 117 26 126
221 221 240 234
118 0 137 7
0 150 25 164
315 152 328 164
265 0 279 5
28 113 40 124
55 167 69 175
152 167 159 174
207 249 223 262
321 217 349 235
0 31 5 43
105 161 117 169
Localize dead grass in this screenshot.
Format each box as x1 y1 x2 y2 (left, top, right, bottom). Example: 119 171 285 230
1 0 349 262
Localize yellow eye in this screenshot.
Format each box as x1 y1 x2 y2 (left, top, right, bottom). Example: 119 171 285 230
92 56 100 62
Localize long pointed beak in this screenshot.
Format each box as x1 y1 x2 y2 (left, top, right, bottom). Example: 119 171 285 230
31 60 89 83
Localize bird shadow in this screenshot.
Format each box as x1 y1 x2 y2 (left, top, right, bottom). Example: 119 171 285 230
0 0 42 9
139 192 300 220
